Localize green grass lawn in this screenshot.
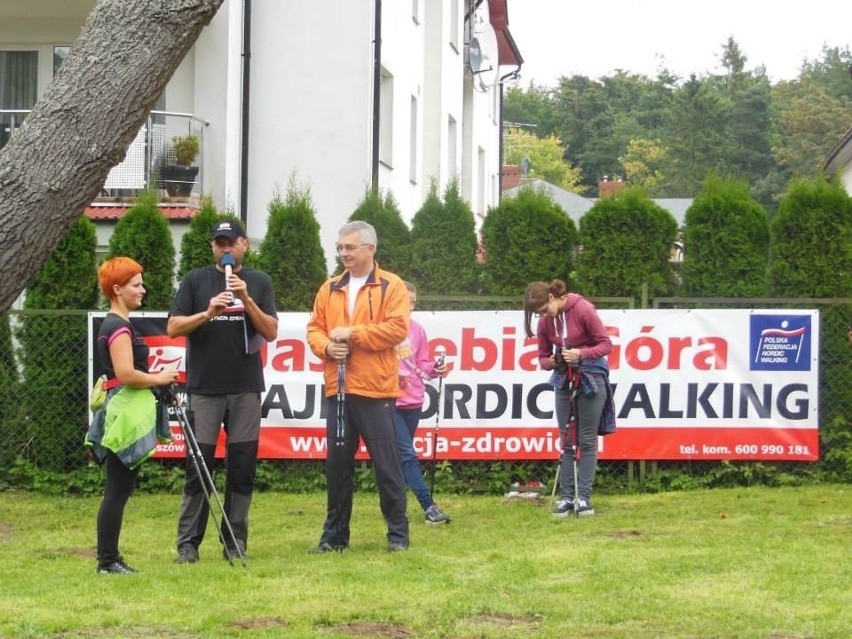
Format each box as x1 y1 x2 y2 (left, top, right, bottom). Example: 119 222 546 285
0 485 849 638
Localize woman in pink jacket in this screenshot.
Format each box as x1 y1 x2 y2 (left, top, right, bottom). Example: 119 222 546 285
394 282 450 524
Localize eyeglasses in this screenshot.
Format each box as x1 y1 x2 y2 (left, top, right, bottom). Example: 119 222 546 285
336 243 371 253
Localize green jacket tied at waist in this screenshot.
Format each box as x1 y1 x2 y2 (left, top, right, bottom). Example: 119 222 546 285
86 386 171 469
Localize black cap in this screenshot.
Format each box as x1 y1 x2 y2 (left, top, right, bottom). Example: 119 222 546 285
211 220 246 240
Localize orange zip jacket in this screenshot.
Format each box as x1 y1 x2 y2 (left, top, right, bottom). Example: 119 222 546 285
307 262 410 398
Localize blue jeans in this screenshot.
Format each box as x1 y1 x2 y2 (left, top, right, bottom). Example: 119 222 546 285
393 406 433 512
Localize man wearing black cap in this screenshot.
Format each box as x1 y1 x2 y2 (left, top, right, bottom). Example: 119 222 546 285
168 219 278 563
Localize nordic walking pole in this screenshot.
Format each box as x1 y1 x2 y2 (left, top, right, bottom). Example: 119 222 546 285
429 345 446 495
567 366 582 517
336 360 346 446
169 387 247 567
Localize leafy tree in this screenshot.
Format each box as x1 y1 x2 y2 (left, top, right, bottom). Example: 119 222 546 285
797 45 852 102
178 197 220 278
768 177 852 297
724 75 774 190
258 178 327 311
0 0 225 313
551 72 672 193
409 179 479 295
661 76 729 196
502 83 560 138
619 138 666 193
106 191 175 309
771 86 852 179
681 176 769 296
16 216 98 471
480 186 576 295
770 46 852 183
575 188 677 299
345 188 411 278
503 128 583 191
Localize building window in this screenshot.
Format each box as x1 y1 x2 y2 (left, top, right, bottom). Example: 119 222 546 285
409 95 418 183
0 50 38 149
447 115 457 178
380 68 394 167
449 0 459 51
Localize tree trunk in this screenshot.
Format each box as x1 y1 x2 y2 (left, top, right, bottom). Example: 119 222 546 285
0 0 225 312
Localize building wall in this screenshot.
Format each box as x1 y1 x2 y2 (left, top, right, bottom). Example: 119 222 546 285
2 0 508 273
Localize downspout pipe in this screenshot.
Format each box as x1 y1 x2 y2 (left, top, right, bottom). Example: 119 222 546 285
497 69 520 197
239 0 252 225
370 0 381 191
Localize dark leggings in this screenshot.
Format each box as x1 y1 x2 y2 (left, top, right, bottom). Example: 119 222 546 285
96 451 140 567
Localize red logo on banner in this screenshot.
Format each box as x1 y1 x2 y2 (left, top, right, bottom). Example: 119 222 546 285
146 334 187 384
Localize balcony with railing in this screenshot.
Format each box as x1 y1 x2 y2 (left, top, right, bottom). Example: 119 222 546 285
1 109 207 210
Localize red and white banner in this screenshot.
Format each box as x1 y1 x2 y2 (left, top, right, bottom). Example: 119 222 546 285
89 309 820 462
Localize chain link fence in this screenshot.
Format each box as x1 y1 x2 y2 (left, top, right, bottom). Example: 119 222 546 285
1 298 849 492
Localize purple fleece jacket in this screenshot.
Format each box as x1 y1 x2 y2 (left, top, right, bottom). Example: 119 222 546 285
535 293 612 370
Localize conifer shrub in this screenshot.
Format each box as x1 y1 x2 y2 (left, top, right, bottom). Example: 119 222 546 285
258 179 327 311
410 179 479 296
575 188 677 299
16 217 98 471
681 175 770 296
480 185 576 296
769 176 852 480
106 191 175 309
178 197 220 278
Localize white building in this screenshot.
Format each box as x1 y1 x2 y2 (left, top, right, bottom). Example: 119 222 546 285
0 0 522 272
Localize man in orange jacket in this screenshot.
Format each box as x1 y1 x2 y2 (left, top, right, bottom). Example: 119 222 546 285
307 220 411 553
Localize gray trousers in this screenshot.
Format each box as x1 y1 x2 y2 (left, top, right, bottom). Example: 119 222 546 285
554 376 606 502
176 392 260 550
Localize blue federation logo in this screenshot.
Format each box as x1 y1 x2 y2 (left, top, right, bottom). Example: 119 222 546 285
750 315 812 371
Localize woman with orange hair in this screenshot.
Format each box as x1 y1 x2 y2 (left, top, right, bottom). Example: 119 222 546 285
87 257 179 574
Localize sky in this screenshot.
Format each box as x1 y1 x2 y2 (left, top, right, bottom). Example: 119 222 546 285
506 0 851 87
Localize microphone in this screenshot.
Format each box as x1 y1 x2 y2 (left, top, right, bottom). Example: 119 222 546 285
220 253 236 303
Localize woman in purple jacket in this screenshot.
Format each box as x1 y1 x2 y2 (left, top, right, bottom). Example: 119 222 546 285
393 282 450 525
524 279 613 517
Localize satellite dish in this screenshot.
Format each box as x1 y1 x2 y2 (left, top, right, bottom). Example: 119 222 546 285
467 37 483 74
467 23 499 92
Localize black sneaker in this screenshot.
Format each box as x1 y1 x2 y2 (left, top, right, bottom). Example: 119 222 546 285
174 543 199 564
309 542 347 555
553 499 574 517
388 542 408 552
424 504 450 525
576 499 595 517
97 560 138 575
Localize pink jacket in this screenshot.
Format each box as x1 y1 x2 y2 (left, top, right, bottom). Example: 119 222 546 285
395 319 441 409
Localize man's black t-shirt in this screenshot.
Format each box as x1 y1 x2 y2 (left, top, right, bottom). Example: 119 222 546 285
169 266 277 394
